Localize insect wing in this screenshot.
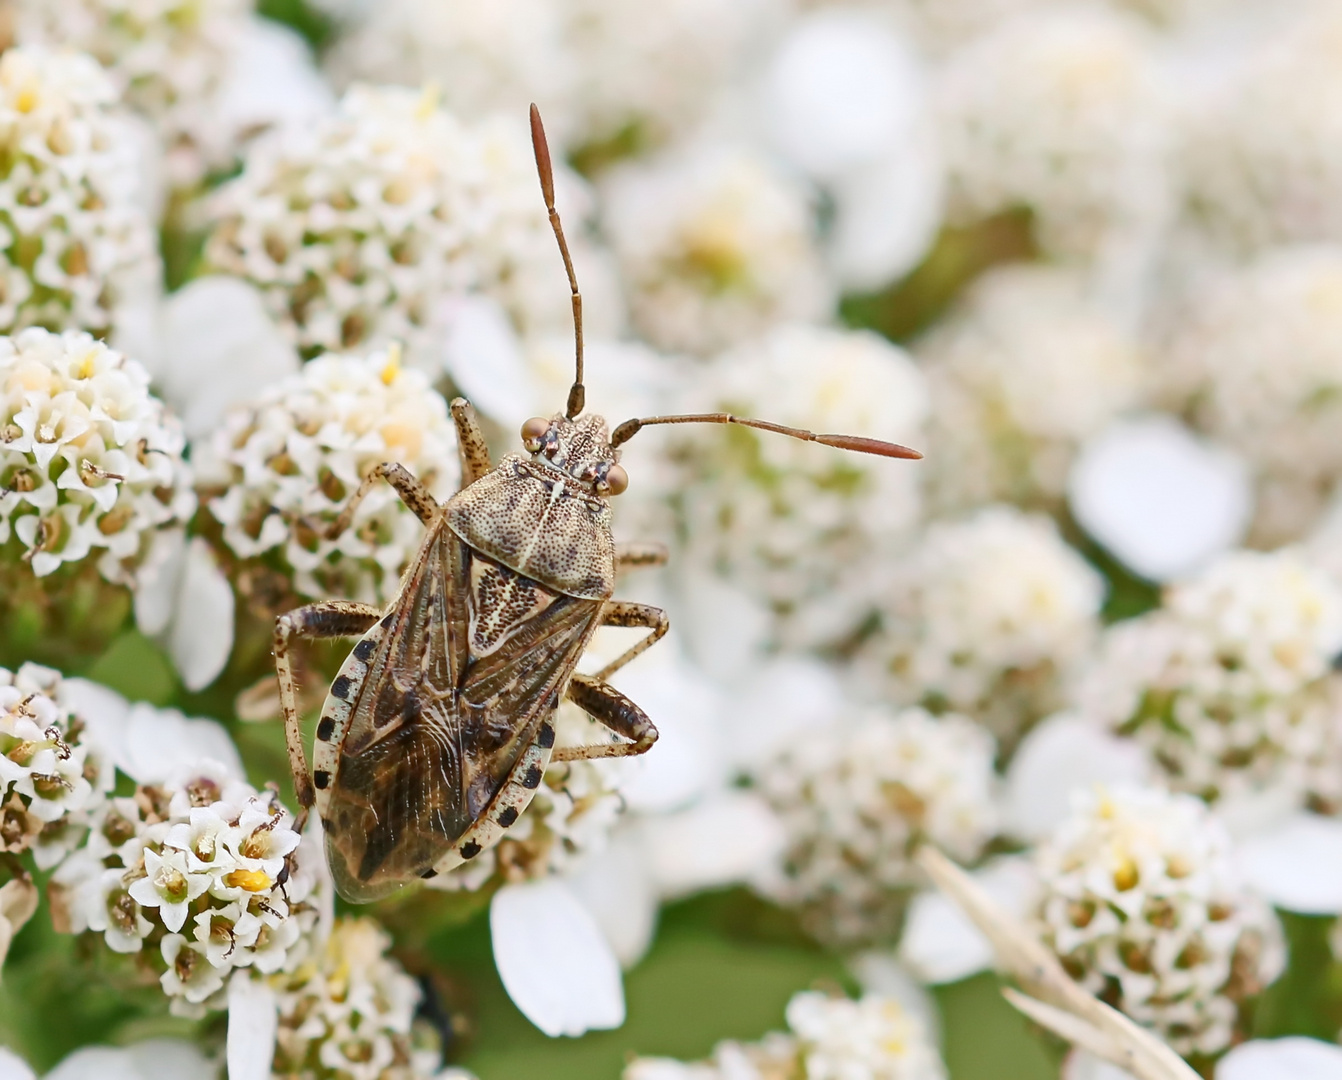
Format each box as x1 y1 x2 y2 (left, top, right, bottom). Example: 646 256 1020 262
320 524 600 901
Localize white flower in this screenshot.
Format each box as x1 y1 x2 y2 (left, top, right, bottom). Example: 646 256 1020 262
0 329 194 584
128 845 209 932
1077 549 1342 811
269 916 449 1078
624 989 947 1079
205 86 583 369
0 877 39 971
0 46 158 337
199 345 458 608
491 876 625 1037
12 0 323 189
1068 415 1251 583
668 324 927 653
42 1038 214 1080
760 8 943 291
756 705 999 945
1034 785 1284 1056
861 505 1104 745
1217 1037 1342 1080
600 148 831 356
50 757 323 1016
936 8 1172 264
0 663 112 867
1159 246 1342 546
918 265 1149 516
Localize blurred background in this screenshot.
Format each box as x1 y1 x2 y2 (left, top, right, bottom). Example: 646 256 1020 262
1 0 1342 1078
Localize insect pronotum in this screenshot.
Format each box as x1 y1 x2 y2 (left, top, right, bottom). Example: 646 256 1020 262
273 104 922 903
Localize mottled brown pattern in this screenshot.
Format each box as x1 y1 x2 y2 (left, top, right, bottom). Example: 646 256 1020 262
444 451 616 599
320 517 601 902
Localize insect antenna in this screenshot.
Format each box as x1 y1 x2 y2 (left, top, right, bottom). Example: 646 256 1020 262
530 103 585 420
608 413 923 460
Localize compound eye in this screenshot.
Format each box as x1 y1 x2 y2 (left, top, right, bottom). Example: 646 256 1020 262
521 416 549 452
603 464 629 496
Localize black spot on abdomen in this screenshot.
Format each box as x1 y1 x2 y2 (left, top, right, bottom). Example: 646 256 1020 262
331 675 352 700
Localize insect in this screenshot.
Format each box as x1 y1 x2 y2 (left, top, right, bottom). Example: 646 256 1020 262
274 105 922 903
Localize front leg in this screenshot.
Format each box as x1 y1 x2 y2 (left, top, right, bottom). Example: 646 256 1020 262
615 541 668 576
274 601 380 809
325 461 438 540
553 673 658 761
590 600 668 682
451 397 492 488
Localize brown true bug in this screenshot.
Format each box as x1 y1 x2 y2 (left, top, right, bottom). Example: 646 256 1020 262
273 104 922 903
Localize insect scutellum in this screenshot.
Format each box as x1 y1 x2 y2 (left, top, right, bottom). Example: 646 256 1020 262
521 103 921 509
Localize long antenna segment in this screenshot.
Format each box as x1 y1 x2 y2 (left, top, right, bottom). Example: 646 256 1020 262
609 413 923 459
530 103 585 420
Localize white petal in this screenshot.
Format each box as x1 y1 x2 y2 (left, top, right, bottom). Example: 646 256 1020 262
564 834 660 969
0 1048 35 1080
165 539 236 692
764 9 924 180
133 528 186 638
45 1048 141 1080
1237 814 1342 914
227 972 279 1080
490 878 626 1037
123 1040 215 1080
1068 415 1251 582
1218 1038 1342 1080
61 678 132 770
212 18 334 146
828 142 944 291
155 277 301 440
1064 1049 1138 1080
673 569 772 683
643 791 786 900
122 706 243 785
899 857 1039 984
437 294 531 429
1004 713 1152 842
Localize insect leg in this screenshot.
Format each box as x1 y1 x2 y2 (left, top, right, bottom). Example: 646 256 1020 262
614 541 669 575
450 397 492 488
590 601 668 681
324 462 438 540
274 601 380 808
553 673 659 761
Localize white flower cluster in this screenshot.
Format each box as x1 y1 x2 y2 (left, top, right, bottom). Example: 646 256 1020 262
271 916 451 1080
328 0 785 155
11 0 251 187
919 265 1148 515
427 700 626 893
1079 549 1342 811
0 328 194 583
199 346 457 608
204 84 573 368
0 662 110 868
49 759 322 1018
863 506 1105 744
625 990 947 1080
0 45 157 336
600 148 831 357
668 324 927 653
1160 247 1342 546
756 706 998 945
1177 4 1342 257
1034 786 1284 1056
936 7 1171 260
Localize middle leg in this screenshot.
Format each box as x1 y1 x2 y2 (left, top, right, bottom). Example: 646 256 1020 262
590 600 668 682
274 601 380 809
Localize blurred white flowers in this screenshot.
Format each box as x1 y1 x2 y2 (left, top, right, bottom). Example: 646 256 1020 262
0 46 158 337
